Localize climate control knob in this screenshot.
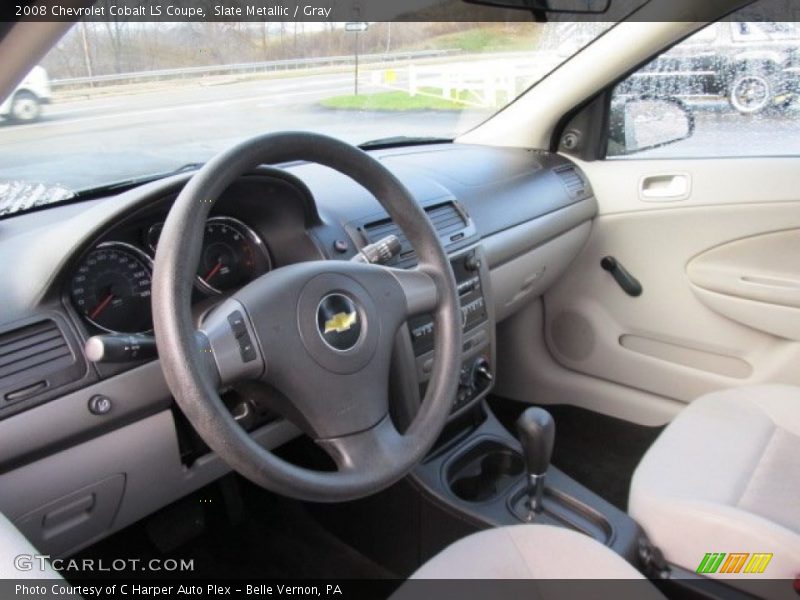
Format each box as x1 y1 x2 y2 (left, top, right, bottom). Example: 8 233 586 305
464 253 481 272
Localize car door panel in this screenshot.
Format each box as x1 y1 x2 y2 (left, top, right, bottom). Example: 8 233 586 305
688 228 800 304
535 157 800 423
689 228 800 340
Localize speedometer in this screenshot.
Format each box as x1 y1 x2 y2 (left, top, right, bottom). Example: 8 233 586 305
69 242 153 334
196 217 272 294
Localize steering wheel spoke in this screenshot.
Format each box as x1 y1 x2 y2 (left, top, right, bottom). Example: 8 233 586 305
317 416 406 474
384 266 439 320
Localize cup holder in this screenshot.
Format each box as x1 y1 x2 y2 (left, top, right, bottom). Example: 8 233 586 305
447 440 524 503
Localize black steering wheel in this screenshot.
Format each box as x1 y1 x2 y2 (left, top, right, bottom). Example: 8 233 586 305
152 132 462 502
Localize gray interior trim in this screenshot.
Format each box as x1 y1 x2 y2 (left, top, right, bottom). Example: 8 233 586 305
0 360 173 471
0 410 299 558
482 200 597 269
490 223 593 323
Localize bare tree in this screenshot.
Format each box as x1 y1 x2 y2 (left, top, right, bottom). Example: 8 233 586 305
260 22 269 62
93 0 129 73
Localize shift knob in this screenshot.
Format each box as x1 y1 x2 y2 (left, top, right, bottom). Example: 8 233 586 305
516 407 555 515
516 407 555 477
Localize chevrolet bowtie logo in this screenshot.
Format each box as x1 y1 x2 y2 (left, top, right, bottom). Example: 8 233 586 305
324 311 358 334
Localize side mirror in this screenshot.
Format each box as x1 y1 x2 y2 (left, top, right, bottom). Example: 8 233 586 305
607 97 695 156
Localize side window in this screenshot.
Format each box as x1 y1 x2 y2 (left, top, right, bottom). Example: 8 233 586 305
607 16 800 158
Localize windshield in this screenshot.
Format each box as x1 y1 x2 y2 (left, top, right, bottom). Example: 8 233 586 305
0 21 611 215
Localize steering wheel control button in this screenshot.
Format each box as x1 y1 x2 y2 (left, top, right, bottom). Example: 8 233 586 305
227 311 247 339
227 310 256 361
238 333 257 363
317 294 362 352
88 395 112 415
198 299 264 386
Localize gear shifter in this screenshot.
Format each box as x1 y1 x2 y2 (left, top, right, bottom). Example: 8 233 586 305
516 407 555 516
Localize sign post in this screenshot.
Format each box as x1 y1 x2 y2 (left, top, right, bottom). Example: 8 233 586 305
345 22 369 95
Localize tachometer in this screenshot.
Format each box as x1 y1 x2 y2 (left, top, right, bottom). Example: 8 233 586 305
196 217 271 294
69 242 153 334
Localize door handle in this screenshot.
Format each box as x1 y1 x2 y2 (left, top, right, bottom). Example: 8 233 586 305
601 257 643 297
640 173 691 201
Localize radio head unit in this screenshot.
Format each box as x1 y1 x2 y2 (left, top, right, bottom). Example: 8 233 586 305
409 247 494 415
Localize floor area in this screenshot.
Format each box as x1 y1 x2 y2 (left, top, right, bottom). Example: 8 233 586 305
489 398 664 510
74 474 395 581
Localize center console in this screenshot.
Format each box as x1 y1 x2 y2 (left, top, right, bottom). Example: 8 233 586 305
352 197 648 571
412 405 646 564
408 247 494 416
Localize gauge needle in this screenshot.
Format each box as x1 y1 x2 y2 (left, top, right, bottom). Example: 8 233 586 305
203 259 223 284
89 292 115 320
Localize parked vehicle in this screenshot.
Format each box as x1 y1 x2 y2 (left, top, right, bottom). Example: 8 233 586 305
0 66 51 123
617 21 800 113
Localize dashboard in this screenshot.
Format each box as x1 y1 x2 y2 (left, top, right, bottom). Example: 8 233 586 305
0 142 597 558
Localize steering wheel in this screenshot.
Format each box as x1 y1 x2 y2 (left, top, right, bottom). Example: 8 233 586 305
152 132 462 502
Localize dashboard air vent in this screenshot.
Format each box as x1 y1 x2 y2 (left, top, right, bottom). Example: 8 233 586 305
0 319 75 405
425 203 469 238
554 165 586 198
363 201 469 265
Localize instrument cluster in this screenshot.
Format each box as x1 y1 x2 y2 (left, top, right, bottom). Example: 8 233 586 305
69 216 272 334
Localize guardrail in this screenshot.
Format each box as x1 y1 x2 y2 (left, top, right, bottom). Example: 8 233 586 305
51 49 460 89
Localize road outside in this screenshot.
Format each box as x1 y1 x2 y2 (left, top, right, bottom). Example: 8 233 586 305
0 69 493 193
0 58 799 198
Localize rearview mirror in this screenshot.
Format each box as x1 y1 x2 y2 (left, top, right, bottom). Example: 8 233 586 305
608 97 695 156
464 0 610 14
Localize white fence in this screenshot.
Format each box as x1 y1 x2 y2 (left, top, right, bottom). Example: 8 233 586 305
368 51 563 108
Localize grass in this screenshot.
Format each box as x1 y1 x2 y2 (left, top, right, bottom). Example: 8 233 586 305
320 88 469 112
425 25 543 53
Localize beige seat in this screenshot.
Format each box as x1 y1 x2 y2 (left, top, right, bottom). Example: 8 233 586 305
0 512 63 580
630 385 800 586
402 524 664 599
411 524 652 579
